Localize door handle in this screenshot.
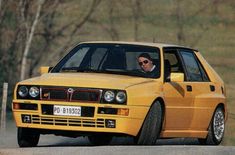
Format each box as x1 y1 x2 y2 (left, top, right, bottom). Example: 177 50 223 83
187 85 192 92
210 85 215 92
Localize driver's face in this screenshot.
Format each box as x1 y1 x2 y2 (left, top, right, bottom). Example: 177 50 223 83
138 57 153 72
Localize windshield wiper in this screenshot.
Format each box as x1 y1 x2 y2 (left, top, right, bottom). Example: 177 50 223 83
75 68 150 78
99 69 148 78
60 67 79 72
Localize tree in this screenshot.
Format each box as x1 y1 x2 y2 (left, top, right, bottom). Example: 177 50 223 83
121 0 144 41
19 0 101 79
56 0 102 57
173 0 223 46
20 0 45 81
131 0 143 41
0 0 102 108
88 0 120 41
175 0 185 45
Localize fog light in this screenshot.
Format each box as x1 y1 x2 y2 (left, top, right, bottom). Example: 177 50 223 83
21 115 31 123
105 119 116 128
98 107 118 115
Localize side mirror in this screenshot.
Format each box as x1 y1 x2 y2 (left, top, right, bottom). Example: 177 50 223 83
40 66 52 75
170 73 184 82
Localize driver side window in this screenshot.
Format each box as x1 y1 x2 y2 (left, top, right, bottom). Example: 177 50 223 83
164 49 184 81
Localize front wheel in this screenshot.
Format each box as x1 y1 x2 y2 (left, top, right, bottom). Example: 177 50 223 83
17 127 40 147
198 107 225 145
135 101 163 145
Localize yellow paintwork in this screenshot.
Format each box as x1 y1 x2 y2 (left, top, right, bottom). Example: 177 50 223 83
13 103 149 136
12 41 227 139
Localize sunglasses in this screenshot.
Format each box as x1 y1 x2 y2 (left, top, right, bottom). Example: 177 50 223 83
138 60 149 66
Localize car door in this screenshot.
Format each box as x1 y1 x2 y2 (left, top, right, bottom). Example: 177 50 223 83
179 50 214 131
163 48 194 130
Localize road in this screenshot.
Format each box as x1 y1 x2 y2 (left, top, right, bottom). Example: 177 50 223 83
0 120 234 155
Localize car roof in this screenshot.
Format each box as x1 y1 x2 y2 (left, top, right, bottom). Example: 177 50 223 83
80 41 198 51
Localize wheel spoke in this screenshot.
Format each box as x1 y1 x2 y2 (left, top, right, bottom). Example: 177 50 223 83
213 110 225 140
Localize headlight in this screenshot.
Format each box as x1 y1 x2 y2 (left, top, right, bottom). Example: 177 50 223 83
116 91 127 103
18 86 28 97
29 86 40 98
104 91 115 102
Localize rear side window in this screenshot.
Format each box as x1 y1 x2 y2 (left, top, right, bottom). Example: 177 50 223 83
180 50 209 82
197 59 210 81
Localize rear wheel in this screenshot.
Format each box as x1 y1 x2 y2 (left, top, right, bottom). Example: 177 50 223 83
135 101 163 145
17 127 40 147
198 107 225 145
88 134 113 146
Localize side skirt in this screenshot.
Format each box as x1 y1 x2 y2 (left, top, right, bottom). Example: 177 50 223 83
160 130 208 138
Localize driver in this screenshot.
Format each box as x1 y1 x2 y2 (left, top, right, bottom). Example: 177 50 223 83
138 53 158 78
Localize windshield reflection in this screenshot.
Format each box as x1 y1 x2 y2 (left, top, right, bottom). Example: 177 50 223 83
51 44 160 78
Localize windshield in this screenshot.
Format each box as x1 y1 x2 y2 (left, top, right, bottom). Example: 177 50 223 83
51 43 160 78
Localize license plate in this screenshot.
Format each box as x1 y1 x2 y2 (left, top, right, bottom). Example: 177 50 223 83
53 105 81 116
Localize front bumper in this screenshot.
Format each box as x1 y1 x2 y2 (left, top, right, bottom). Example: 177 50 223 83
12 100 149 136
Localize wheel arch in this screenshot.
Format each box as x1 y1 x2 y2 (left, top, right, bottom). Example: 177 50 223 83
153 97 165 120
216 102 227 121
217 103 225 111
199 102 226 145
206 102 226 131
135 96 165 137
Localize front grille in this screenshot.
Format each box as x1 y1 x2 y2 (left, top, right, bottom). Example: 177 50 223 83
72 90 100 102
30 115 105 128
41 104 95 117
41 87 101 102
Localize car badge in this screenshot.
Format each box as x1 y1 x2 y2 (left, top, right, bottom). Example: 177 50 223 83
67 88 74 93
43 92 50 98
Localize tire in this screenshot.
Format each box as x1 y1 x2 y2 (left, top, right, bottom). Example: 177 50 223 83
88 134 113 146
198 107 225 145
17 127 40 147
135 101 163 145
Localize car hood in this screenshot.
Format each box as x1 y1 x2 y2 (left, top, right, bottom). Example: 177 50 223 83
18 73 157 89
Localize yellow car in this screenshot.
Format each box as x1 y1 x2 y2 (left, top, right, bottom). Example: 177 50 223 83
12 41 227 147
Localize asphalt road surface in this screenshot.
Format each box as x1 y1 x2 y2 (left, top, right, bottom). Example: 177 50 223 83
0 120 234 155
